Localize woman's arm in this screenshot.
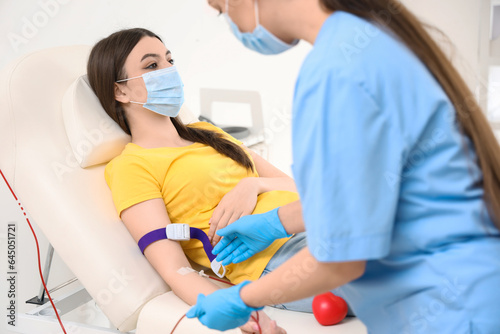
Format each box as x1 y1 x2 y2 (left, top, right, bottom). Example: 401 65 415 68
243 145 297 193
208 146 298 244
120 198 220 304
246 145 306 234
121 198 286 333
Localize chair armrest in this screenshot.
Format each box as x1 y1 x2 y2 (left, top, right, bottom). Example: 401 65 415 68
136 291 368 334
136 291 242 334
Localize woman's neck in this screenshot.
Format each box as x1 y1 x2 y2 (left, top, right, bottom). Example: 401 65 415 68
127 109 190 148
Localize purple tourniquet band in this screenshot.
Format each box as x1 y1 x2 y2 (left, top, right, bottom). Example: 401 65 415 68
138 226 216 262
138 228 166 254
190 227 216 262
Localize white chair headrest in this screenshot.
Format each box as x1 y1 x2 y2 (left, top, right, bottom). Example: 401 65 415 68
61 75 197 168
62 75 131 168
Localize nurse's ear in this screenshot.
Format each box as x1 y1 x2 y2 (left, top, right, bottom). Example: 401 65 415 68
114 83 130 104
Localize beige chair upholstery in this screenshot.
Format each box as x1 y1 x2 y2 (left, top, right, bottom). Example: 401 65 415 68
0 44 171 332
0 45 367 334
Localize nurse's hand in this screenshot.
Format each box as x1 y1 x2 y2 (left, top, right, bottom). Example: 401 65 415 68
208 178 259 246
186 281 263 331
213 208 291 265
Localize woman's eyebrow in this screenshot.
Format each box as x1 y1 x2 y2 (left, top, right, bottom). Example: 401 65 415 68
140 50 171 62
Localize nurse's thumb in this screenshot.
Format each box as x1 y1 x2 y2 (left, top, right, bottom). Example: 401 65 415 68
185 306 200 319
186 295 205 318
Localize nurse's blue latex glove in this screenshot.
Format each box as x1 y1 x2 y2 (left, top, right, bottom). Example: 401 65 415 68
186 281 263 331
213 208 292 265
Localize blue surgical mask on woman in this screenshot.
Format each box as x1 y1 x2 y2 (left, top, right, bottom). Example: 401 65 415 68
223 0 299 55
116 65 184 117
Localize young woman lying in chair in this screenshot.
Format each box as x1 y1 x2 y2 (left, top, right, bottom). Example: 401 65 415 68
87 28 329 333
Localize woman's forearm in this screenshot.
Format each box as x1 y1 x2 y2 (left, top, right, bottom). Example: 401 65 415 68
168 270 222 305
255 176 297 194
240 247 366 308
143 239 223 306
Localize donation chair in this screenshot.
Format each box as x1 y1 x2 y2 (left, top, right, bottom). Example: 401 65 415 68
0 45 367 334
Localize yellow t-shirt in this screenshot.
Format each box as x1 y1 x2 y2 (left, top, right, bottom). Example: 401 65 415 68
105 121 298 284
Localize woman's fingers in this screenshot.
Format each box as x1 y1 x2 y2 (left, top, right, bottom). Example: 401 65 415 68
210 210 231 245
239 317 258 334
209 208 235 242
239 324 253 334
212 212 241 245
254 312 282 334
262 319 287 334
268 320 277 333
208 208 225 241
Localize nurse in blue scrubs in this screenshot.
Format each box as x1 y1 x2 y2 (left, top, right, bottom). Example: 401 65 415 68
187 1 500 332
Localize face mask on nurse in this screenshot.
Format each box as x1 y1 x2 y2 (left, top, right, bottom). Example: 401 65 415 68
223 0 299 55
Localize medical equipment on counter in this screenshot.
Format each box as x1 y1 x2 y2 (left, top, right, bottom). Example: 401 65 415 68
139 225 226 278
200 88 268 158
0 45 367 334
198 115 251 140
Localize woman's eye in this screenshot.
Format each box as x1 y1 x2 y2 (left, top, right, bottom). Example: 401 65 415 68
168 58 175 65
146 62 158 69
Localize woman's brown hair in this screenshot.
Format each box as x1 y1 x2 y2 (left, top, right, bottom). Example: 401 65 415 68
87 28 254 172
320 0 500 228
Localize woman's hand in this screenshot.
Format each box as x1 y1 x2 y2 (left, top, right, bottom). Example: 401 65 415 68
208 177 259 246
239 311 287 334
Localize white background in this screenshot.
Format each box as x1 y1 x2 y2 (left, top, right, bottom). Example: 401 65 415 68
0 1 494 333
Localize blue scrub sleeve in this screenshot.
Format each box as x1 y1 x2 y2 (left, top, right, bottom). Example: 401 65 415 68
292 71 407 262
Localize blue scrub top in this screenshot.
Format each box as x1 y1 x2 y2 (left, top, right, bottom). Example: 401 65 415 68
292 11 500 334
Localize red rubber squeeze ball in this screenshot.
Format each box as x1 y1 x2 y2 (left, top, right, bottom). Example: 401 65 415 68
312 292 348 326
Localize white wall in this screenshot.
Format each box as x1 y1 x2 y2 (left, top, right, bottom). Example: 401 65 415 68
0 1 487 333
402 0 483 93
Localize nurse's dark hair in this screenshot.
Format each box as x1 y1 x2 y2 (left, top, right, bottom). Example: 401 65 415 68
87 28 254 172
320 0 500 229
